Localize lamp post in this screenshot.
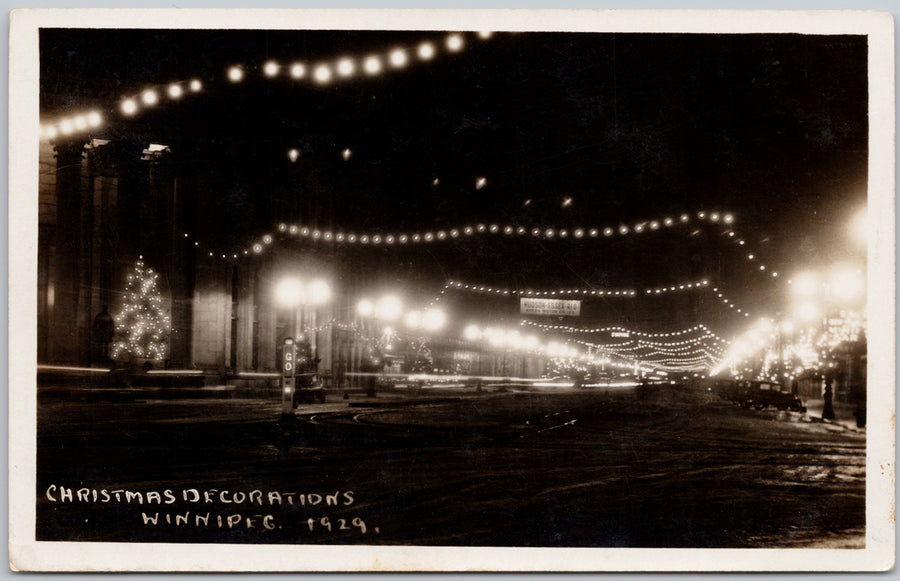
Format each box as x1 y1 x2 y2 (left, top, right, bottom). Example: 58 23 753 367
356 295 403 397
791 264 865 420
275 277 331 412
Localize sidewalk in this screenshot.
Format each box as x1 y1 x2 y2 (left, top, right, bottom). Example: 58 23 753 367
801 397 865 432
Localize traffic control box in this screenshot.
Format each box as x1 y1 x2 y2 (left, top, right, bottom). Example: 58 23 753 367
281 337 297 415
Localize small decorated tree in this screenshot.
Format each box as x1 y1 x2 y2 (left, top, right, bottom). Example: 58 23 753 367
111 259 171 364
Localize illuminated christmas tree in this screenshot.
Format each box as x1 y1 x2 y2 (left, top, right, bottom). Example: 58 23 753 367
111 259 171 362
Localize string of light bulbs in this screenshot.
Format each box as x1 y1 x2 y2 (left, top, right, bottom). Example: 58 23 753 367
711 286 752 318
181 210 775 291
443 277 752 318
520 320 729 343
574 339 716 373
40 32 494 140
168 213 771 315
232 214 776 300
644 279 711 295
575 336 726 363
241 210 736 256
440 280 637 298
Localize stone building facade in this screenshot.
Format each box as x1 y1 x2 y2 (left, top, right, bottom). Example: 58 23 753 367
37 136 545 385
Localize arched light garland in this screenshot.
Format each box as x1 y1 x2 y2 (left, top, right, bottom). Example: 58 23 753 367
575 336 726 365
590 344 725 367
441 277 752 318
520 320 729 343
188 211 778 291
440 279 637 298
566 335 727 354
176 215 773 317
41 32 494 139
530 321 728 373
240 211 736 257
575 339 717 374
252 31 485 88
577 339 720 373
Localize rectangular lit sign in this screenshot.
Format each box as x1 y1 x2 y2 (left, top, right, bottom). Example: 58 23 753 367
520 298 581 316
282 338 296 377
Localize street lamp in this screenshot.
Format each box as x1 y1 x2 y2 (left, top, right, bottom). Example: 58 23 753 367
307 279 332 305
355 294 405 396
375 295 403 321
421 308 446 332
274 276 331 358
792 272 820 298
275 278 304 308
827 265 865 305
356 299 375 318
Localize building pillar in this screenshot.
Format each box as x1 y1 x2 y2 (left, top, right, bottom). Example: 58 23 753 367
37 139 58 363
48 140 88 364
257 263 278 372
190 262 229 375
235 262 256 372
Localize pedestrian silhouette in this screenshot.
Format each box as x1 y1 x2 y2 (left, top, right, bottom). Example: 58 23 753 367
92 305 115 362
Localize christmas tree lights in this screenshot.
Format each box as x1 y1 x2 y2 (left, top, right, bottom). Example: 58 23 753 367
111 259 171 363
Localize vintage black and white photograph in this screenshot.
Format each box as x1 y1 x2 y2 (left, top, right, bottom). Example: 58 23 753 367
9 8 895 572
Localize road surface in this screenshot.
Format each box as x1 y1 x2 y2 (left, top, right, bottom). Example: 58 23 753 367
36 385 865 547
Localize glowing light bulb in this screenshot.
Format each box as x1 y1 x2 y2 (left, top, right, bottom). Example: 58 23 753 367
313 64 332 83
263 61 279 77
446 33 464 52
189 79 202 92
168 84 184 98
417 42 435 60
227 66 244 82
121 99 138 115
337 58 355 77
363 56 382 75
141 90 158 105
389 49 408 68
290 63 306 79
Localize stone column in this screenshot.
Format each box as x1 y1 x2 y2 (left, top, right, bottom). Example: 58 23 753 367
48 140 88 364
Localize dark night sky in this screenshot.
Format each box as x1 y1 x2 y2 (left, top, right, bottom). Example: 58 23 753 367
39 28 869 338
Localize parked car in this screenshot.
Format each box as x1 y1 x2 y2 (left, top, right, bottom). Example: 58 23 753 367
737 380 806 412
